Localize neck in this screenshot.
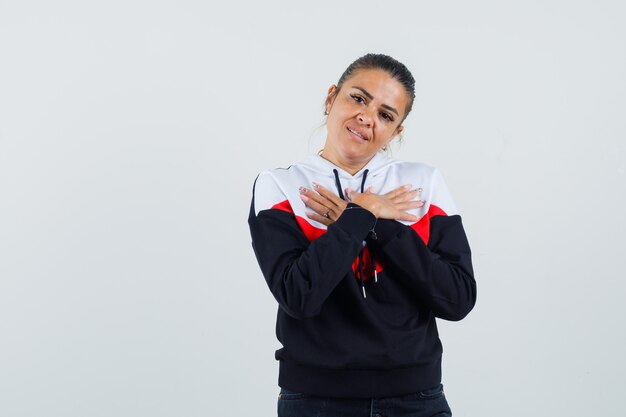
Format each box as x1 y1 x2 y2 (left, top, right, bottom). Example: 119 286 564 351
319 150 371 176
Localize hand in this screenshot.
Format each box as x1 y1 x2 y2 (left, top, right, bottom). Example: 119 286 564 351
347 184 425 222
299 182 348 226
300 183 425 225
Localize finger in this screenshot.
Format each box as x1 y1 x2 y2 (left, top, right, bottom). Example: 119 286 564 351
300 193 333 218
300 186 332 207
389 189 420 204
312 183 345 208
305 211 333 226
394 200 426 211
395 211 419 222
383 184 412 199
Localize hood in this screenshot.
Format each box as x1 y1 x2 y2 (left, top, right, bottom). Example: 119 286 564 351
298 152 398 182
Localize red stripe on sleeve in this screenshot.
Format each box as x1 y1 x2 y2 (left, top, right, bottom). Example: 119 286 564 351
272 199 327 241
410 204 447 245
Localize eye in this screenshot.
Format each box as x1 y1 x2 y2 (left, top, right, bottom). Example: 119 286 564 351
350 94 365 104
380 112 394 122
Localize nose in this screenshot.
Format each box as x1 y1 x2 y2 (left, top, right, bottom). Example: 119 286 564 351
357 109 374 127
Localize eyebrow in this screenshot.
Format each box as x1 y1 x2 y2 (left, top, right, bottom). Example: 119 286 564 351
351 86 400 117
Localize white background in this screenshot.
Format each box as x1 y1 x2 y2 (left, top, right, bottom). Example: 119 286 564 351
1 1 625 416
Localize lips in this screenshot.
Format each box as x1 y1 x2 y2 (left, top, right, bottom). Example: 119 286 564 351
347 126 369 141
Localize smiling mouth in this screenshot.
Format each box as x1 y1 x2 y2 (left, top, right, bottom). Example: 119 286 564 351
347 127 367 141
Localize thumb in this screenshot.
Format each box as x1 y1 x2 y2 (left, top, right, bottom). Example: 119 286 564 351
398 212 419 222
345 188 354 200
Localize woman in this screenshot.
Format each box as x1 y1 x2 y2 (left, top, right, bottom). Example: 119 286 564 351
248 53 476 417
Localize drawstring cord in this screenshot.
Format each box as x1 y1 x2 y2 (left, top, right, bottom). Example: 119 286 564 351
332 169 377 298
333 169 345 200
358 244 366 298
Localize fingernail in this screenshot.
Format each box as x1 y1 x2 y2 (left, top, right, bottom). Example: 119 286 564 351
299 186 307 194
312 182 319 189
419 200 426 204
300 194 309 202
417 187 423 193
404 184 412 189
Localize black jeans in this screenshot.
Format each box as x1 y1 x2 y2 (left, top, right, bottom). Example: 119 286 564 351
277 383 452 417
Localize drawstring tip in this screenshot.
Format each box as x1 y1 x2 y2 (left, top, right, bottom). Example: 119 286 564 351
374 270 378 283
361 286 367 298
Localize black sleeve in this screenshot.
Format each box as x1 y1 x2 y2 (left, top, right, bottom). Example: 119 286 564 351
249 191 376 319
368 216 477 321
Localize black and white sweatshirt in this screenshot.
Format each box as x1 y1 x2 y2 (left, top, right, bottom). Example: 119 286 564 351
248 152 476 399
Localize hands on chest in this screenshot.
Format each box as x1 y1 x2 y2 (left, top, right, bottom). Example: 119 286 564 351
299 182 425 226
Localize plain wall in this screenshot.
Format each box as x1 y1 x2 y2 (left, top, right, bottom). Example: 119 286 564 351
1 1 624 416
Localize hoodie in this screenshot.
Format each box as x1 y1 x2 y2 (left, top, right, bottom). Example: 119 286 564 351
248 152 476 399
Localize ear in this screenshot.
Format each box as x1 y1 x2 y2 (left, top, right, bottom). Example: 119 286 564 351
325 84 338 114
392 124 404 138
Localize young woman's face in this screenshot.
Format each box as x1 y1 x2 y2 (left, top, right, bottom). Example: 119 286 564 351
323 69 409 173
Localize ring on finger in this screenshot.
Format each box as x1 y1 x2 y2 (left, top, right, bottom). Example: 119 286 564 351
323 210 330 218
